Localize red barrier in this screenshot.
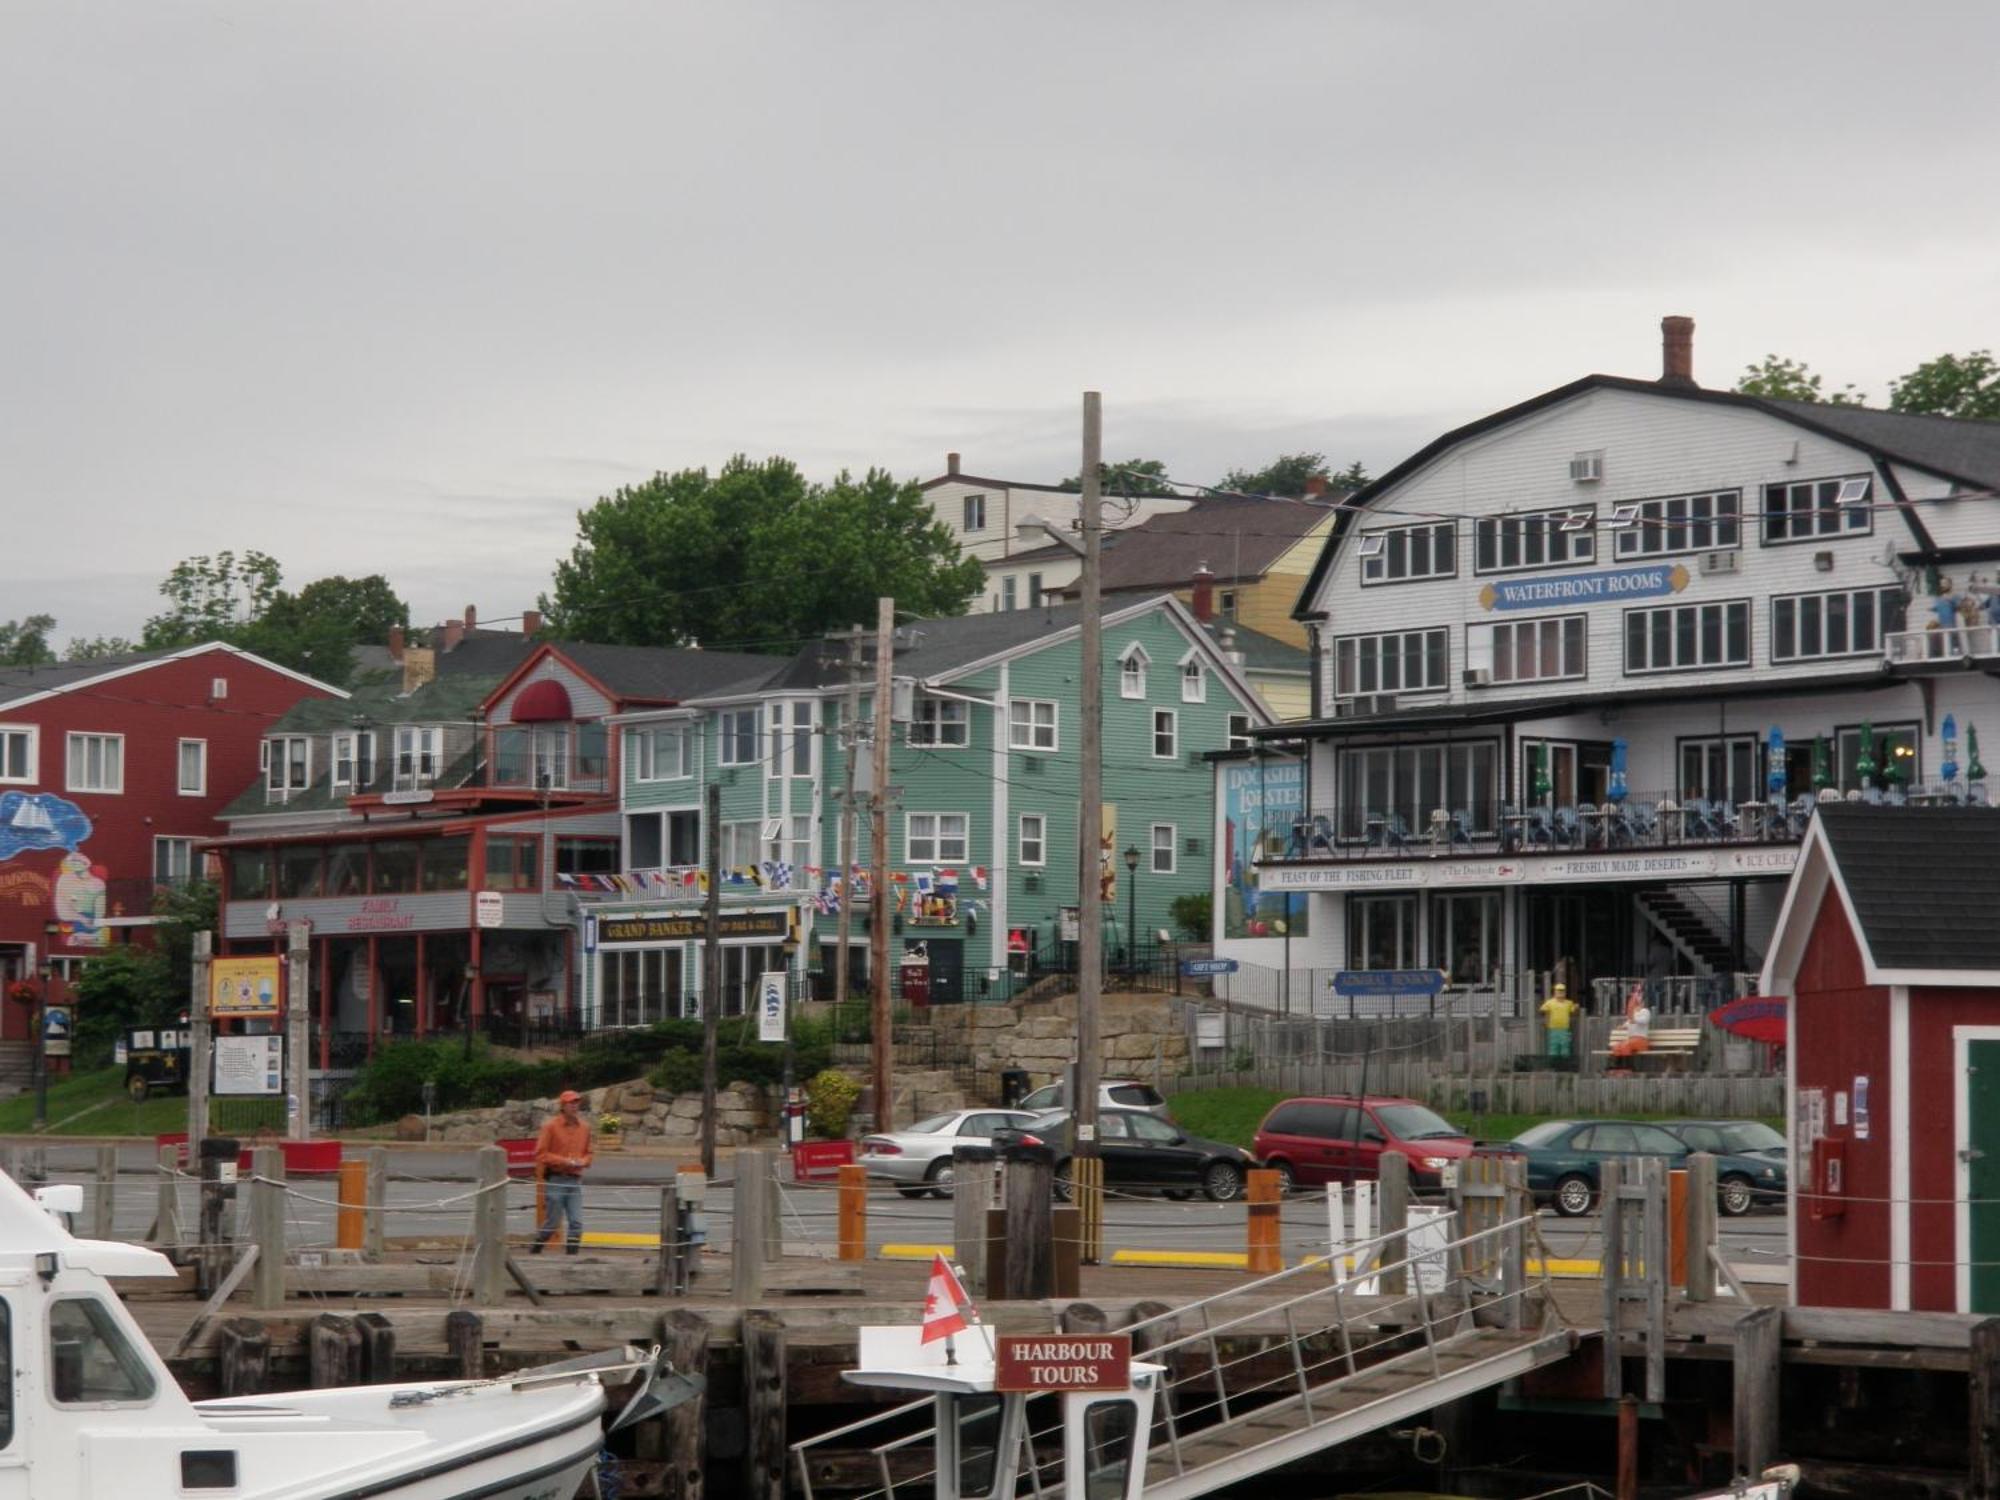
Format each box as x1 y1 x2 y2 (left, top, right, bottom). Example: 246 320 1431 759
154 1133 341 1176
500 1138 540 1178
792 1139 856 1181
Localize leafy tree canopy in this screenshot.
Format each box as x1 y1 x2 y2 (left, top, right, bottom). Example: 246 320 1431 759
1057 459 1179 497
540 456 985 649
0 615 57 668
1889 350 2000 421
1733 354 1866 405
63 635 140 662
140 553 408 687
1215 452 1368 498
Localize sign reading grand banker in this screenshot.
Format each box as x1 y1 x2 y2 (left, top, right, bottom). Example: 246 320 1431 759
599 909 792 944
994 1332 1132 1392
1479 562 1689 612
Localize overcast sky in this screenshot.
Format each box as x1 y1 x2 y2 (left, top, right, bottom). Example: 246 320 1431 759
5 2 1997 643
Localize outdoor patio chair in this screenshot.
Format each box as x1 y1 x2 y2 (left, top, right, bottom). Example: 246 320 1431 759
1552 805 1582 846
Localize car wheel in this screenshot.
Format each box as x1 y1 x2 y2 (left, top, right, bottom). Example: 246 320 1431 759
126 1076 150 1103
1719 1174 1756 1218
926 1159 956 1199
896 1185 928 1199
1271 1161 1296 1197
1052 1160 1073 1202
1203 1160 1246 1203
1553 1174 1594 1218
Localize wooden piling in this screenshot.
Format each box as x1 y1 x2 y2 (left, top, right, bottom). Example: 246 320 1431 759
155 1142 180 1247
93 1144 116 1239
1667 1168 1689 1288
764 1150 783 1263
1003 1143 1054 1301
1732 1304 1781 1480
218 1317 269 1396
364 1148 387 1260
742 1310 786 1500
1615 1392 1639 1500
1246 1168 1281 1275
471 1145 508 1307
355 1311 396 1383
250 1146 286 1309
446 1308 484 1379
309 1313 359 1388
336 1159 367 1251
836 1164 866 1263
1060 1302 1109 1335
1377 1151 1410 1297
951 1148 997 1296
1684 1154 1718 1302
733 1148 769 1302
663 1309 710 1500
1600 1159 1624 1400
1974 1318 2000 1499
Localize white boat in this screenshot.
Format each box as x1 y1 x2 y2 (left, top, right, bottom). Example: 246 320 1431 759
0 1171 684 1500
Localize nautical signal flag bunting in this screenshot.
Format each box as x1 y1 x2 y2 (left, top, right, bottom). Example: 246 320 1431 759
920 1254 974 1344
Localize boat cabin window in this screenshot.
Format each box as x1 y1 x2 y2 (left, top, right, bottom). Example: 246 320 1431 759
1082 1399 1138 1500
955 1393 1006 1499
49 1298 156 1405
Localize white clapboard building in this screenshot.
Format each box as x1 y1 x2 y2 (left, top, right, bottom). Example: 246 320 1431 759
1210 317 2000 1015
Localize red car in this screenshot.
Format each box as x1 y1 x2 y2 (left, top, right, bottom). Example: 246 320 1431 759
1252 1095 1474 1192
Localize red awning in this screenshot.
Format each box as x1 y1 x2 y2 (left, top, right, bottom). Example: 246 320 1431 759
1708 995 1786 1045
512 678 574 723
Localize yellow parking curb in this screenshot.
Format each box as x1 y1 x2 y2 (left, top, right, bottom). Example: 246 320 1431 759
1111 1249 1249 1269
580 1231 661 1248
881 1243 954 1260
1528 1257 1605 1277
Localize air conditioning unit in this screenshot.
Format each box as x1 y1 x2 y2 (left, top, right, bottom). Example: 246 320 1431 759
1569 452 1604 483
1023 872 1043 893
1183 836 1205 857
1464 667 1493 687
1186 750 1206 768
1022 756 1045 775
1701 550 1740 575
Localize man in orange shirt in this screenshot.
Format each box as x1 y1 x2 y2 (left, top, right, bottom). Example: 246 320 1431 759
530 1089 594 1255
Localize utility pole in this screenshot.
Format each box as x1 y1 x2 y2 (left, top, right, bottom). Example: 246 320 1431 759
833 628 867 1021
1074 391 1105 1263
190 929 213 1154
286 921 311 1141
700 781 722 1177
869 596 895 1135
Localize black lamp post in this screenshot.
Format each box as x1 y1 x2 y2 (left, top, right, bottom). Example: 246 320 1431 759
1122 845 1141 982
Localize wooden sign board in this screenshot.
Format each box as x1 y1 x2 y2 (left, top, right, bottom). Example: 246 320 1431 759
993 1333 1131 1393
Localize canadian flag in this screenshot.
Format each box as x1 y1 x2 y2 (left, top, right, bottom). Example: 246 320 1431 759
919 1254 973 1344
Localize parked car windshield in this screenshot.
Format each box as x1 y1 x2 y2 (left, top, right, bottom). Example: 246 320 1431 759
1513 1121 1576 1149
1108 1084 1165 1107
1373 1104 1462 1141
906 1113 958 1136
1709 1122 1785 1154
1025 1110 1070 1132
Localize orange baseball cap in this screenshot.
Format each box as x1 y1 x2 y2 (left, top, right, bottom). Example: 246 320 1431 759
559 1090 582 1103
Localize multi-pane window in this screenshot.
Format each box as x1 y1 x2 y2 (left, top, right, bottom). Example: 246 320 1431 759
176 739 206 795
1624 601 1750 673
1000 576 1018 611
1474 508 1595 573
1152 710 1177 759
263 736 306 796
1181 659 1206 702
1027 573 1044 608
332 731 375 790
1150 823 1176 874
1119 646 1148 699
1763 476 1872 543
769 702 813 775
153 836 195 886
395 726 442 786
1771 586 1905 662
962 493 986 533
66 733 124 794
1019 813 1046 866
629 724 688 781
718 709 761 765
1431 892 1502 986
1333 629 1449 697
1838 722 1919 790
1614 491 1741 558
1009 699 1058 751
1227 714 1253 749
483 837 540 892
1481 615 1587 684
0 726 32 783
721 821 762 871
1348 894 1418 969
763 815 812 886
554 837 618 879
1336 742 1501 840
1680 735 1759 804
601 948 685 1029
909 698 970 747
907 812 968 864
1359 521 1456 585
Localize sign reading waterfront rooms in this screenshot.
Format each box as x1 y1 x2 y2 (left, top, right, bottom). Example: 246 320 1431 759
994 1333 1132 1392
1479 562 1689 612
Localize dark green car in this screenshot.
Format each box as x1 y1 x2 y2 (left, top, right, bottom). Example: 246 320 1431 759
1510 1118 1786 1218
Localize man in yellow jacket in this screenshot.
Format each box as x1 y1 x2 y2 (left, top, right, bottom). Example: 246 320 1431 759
530 1090 594 1255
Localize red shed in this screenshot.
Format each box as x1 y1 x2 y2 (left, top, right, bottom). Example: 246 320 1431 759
1763 803 2000 1314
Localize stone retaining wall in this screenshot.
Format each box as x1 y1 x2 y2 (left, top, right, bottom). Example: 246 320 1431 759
418 1079 772 1146
925 993 1187 1100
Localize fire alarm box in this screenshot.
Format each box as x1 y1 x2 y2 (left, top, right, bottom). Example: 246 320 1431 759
1810 1137 1848 1220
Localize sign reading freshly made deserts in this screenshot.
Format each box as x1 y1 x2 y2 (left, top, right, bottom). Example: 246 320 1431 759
994 1333 1132 1392
600 910 791 944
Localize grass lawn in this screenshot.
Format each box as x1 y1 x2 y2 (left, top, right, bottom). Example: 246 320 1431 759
0 1067 283 1138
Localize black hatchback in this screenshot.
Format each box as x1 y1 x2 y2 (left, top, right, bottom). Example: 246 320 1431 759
998 1107 1253 1202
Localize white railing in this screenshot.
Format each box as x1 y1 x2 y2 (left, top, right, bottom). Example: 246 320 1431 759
1884 624 2000 665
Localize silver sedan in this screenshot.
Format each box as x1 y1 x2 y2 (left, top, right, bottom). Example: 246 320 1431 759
859 1109 1039 1197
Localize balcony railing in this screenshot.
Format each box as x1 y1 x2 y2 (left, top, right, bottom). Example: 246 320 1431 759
1885 625 2000 666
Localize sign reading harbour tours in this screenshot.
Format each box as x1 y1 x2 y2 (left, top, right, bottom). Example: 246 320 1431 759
993 1333 1132 1392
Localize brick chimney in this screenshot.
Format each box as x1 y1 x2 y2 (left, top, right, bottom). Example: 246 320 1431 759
442 619 465 652
464 604 478 630
387 624 405 661
947 451 961 477
1304 475 1328 499
401 645 437 694
1190 562 1215 623
522 609 542 638
1660 315 1697 389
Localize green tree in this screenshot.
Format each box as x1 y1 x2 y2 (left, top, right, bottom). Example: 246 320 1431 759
138 555 406 686
1216 453 1369 498
1889 350 2000 421
63 635 139 662
1058 459 1179 497
0 615 57 667
1734 354 1866 406
541 457 984 649
142 551 285 648
70 881 215 1066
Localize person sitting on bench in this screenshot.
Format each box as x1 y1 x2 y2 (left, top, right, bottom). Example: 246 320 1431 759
1610 983 1652 1061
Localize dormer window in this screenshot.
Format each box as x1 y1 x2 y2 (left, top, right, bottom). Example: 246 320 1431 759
266 736 309 798
1119 644 1150 699
332 731 376 791
395 726 441 788
1179 653 1207 704
909 697 970 748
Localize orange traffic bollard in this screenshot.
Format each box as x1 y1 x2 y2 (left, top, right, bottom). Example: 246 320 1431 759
336 1159 367 1250
1246 1168 1282 1274
838 1164 868 1262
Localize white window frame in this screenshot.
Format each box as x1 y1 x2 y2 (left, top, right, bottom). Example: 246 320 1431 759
906 811 969 865
1474 507 1596 574
1762 475 1873 545
908 697 970 748
331 730 376 791
1179 653 1207 703
1009 699 1058 751
767 701 814 777
1018 813 1046 867
963 493 986 533
1359 520 1456 586
264 735 309 795
1771 585 1904 663
1119 644 1150 699
1227 713 1253 750
629 724 689 782
1000 576 1018 611
718 708 762 766
1151 708 1178 760
1613 490 1742 559
1150 823 1176 874
1333 628 1450 698
721 820 763 871
153 835 196 885
176 738 207 796
66 732 125 794
1478 614 1588 685
0 724 37 785
1027 573 1044 609
395 725 443 786
1624 599 1752 674
1218 589 1238 615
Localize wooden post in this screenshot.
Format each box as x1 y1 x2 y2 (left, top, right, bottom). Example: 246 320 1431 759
764 1149 783 1264
733 1147 768 1302
1061 1302 1108 1334
836 1163 867 1263
1499 1155 1529 1331
1246 1168 1281 1274
189 929 212 1153
1667 1168 1689 1287
1616 1391 1639 1500
355 1311 396 1383
1377 1150 1410 1297
1684 1153 1718 1302
1972 1317 2000 1500
93 1144 116 1239
470 1145 508 1306
742 1310 786 1500
952 1147 997 1295
1732 1304 1782 1480
196 1136 238 1296
218 1317 270 1396
1003 1144 1054 1302
309 1312 359 1388
155 1142 180 1246
336 1159 367 1251
1126 1300 1178 1419
446 1308 484 1379
1600 1158 1624 1399
658 1185 677 1296
1641 1156 1667 1402
364 1148 387 1260
286 920 311 1140
664 1309 710 1500
251 1145 286 1308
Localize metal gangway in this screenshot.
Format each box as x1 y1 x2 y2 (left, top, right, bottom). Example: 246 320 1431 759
791 1203 1574 1500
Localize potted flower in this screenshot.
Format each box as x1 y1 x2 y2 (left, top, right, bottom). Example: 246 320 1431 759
6 980 39 1008
597 1113 623 1151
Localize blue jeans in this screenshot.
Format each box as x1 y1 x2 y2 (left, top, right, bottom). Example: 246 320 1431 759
535 1177 583 1252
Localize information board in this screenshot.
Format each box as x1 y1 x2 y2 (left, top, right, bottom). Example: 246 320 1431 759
214 1035 284 1096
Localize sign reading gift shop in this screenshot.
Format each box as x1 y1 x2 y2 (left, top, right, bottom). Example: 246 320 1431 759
599 909 792 944
1479 562 1690 612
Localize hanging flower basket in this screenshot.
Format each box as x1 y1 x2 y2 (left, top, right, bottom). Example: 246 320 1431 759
6 981 39 1008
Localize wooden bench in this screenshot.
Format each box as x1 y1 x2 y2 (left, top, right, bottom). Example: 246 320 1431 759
1592 1025 1703 1072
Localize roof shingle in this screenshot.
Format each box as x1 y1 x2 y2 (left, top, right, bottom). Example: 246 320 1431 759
1817 803 2000 972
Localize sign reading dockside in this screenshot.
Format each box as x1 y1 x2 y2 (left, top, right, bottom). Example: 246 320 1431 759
994 1333 1132 1392
1479 562 1689 612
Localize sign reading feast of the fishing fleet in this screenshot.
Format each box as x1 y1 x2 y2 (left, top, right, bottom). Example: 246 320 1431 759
993 1333 1132 1392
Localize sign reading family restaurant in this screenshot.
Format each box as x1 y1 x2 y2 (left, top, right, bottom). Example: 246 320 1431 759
1258 846 1797 890
599 909 792 944
993 1333 1132 1392
1479 562 1689 613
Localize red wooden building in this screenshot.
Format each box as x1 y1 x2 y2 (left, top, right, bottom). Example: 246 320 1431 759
1763 802 2000 1313
0 644 342 1038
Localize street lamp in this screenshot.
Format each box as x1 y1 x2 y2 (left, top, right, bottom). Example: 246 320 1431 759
1122 845 1140 982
